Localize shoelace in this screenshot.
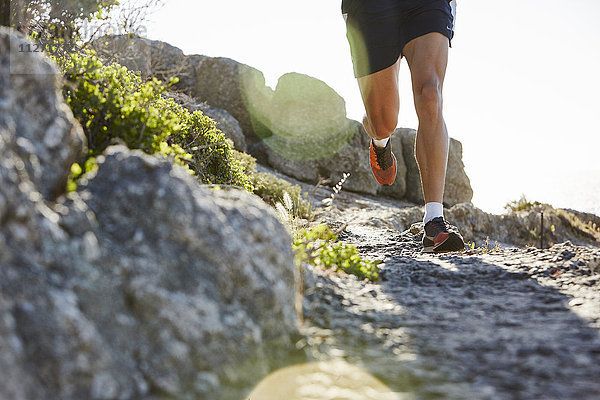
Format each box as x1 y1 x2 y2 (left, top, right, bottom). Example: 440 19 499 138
373 143 393 169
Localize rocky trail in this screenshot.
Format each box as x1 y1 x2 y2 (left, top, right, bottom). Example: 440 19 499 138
293 185 600 400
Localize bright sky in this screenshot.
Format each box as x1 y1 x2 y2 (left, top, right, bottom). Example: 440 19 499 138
143 0 600 215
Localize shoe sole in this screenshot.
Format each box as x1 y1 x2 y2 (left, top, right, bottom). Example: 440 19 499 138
422 233 465 253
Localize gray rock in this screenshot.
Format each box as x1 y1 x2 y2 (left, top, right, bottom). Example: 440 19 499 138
0 27 85 200
1 146 301 400
263 72 351 161
400 128 473 206
76 147 299 399
1 28 301 400
201 104 247 151
187 55 272 147
446 202 600 247
92 34 192 85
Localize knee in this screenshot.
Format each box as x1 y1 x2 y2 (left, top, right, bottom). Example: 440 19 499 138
414 82 443 120
363 112 397 140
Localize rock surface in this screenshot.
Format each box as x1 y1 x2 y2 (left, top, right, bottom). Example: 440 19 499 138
92 34 190 85
263 72 351 160
1 27 85 200
1 28 300 400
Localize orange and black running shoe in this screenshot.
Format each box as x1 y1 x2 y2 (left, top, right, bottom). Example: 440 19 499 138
422 217 465 253
369 139 397 186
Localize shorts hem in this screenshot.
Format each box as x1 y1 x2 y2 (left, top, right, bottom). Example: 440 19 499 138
400 29 453 58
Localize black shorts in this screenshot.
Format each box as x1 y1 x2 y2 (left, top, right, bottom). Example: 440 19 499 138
342 0 456 78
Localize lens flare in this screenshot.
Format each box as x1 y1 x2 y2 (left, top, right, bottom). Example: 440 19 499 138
246 359 407 400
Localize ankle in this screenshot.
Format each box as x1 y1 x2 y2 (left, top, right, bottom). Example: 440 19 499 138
372 137 390 148
423 202 444 224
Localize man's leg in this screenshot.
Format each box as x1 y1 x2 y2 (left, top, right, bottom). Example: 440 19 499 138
403 32 449 205
357 59 401 141
404 32 464 252
357 59 401 186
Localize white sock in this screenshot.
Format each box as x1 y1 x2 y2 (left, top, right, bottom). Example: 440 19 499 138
373 137 390 148
424 202 444 224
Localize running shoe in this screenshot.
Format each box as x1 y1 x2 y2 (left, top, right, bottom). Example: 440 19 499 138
369 139 397 186
422 216 465 253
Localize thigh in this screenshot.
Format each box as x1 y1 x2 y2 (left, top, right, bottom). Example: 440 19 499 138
357 58 401 121
403 32 449 92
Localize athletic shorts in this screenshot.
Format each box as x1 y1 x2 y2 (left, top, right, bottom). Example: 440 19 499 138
342 0 456 78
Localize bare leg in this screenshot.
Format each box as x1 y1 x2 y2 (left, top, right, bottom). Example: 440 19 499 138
357 59 401 140
403 32 449 204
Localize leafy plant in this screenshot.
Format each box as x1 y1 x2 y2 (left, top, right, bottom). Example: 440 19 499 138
505 195 549 212
467 237 501 254
56 51 252 190
3 0 118 34
293 224 381 282
66 157 98 192
3 0 118 57
275 192 300 234
253 172 312 220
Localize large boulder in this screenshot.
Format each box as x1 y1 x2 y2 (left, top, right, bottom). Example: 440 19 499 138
400 129 473 206
1 27 85 200
1 28 300 400
263 72 351 161
92 34 193 86
259 72 408 196
187 54 272 152
70 148 299 399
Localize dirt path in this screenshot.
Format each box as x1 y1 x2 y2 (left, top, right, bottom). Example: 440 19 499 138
298 186 600 400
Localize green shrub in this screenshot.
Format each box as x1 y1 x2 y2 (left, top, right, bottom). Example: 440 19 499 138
253 172 312 219
56 51 252 190
294 224 381 282
229 150 312 218
505 195 550 212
